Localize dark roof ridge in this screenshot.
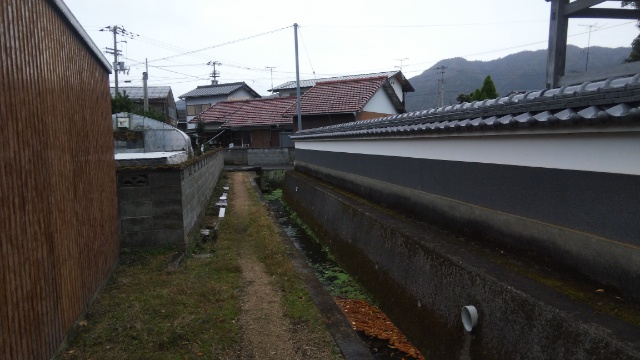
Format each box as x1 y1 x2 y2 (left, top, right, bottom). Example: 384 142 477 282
316 76 388 85
195 81 246 89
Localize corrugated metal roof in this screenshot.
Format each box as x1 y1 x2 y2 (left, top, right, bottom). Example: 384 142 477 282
110 86 172 99
283 77 389 116
191 96 297 128
271 70 414 92
178 82 259 99
291 74 640 140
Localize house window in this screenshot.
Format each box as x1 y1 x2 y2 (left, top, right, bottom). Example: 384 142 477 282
187 103 211 116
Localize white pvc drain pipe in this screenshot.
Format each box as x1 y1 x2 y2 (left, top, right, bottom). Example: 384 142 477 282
461 305 478 332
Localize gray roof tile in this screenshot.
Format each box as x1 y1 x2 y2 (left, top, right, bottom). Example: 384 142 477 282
292 73 640 141
271 70 414 92
178 82 259 99
111 86 172 99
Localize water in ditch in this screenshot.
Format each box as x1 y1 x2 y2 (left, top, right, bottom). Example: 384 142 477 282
258 171 424 360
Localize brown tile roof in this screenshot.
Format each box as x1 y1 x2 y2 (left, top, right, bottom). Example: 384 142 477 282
191 96 297 128
284 77 388 116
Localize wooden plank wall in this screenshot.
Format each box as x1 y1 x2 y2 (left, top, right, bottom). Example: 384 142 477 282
0 1 119 359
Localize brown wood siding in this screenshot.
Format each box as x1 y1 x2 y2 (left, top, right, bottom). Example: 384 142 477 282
0 1 119 359
250 130 271 147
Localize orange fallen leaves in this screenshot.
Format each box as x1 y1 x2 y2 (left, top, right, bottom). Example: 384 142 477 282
335 298 425 360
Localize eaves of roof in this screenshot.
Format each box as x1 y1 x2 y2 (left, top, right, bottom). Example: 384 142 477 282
291 74 640 141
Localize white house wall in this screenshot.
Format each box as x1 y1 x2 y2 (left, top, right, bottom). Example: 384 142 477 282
295 127 640 176
362 88 399 115
387 76 404 100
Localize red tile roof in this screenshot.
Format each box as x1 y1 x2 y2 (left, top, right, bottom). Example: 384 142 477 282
284 77 388 116
191 96 297 127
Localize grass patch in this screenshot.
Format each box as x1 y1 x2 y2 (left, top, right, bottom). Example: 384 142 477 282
237 178 338 341
61 184 244 359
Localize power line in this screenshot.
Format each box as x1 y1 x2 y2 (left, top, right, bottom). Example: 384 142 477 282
147 25 292 63
298 27 317 78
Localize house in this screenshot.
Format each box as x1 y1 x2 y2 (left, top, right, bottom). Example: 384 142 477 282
270 70 415 106
176 99 187 130
1 1 119 359
191 96 297 148
110 86 178 126
179 81 261 130
283 76 407 130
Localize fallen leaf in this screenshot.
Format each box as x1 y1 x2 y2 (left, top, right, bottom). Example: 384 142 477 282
595 289 605 293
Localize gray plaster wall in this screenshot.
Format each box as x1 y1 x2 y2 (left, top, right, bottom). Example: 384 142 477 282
117 151 223 247
223 147 294 166
283 171 640 360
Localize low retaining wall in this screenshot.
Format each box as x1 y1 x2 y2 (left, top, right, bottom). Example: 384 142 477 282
283 171 640 359
116 150 223 246
223 147 294 166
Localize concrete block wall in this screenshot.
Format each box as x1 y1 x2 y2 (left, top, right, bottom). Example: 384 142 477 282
283 171 640 359
223 147 294 166
117 151 223 247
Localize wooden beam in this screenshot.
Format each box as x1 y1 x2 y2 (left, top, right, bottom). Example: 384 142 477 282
563 0 607 16
546 0 570 89
568 8 640 19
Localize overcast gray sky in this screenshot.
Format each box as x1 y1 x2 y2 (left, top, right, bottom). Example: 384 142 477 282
64 0 638 99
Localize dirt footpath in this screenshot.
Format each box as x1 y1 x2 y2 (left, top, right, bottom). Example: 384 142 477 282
229 172 340 360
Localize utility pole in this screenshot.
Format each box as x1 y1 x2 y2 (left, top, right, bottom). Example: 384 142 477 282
102 25 135 95
207 61 221 84
294 23 302 131
266 66 276 92
394 58 408 71
143 58 149 112
579 23 600 72
436 66 447 108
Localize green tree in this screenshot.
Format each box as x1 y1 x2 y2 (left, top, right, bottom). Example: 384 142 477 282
456 93 472 104
111 91 134 113
622 1 640 62
111 91 167 123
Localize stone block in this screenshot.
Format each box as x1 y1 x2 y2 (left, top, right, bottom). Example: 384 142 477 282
118 186 151 202
119 201 152 217
153 213 184 230
152 199 183 216
151 185 182 201
149 171 181 186
182 188 195 209
121 231 154 247
121 217 153 233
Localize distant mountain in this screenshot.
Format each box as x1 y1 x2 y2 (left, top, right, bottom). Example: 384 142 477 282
405 45 632 111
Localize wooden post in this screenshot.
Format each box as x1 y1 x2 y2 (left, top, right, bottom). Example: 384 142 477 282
546 0 569 89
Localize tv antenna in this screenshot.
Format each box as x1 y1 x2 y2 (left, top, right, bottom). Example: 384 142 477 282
579 23 601 71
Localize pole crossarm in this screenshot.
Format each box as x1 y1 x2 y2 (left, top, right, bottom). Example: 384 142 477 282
563 0 607 15
568 8 640 19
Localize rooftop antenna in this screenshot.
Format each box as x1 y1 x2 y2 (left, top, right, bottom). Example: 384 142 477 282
394 58 409 71
207 61 221 84
266 66 276 91
579 23 601 72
